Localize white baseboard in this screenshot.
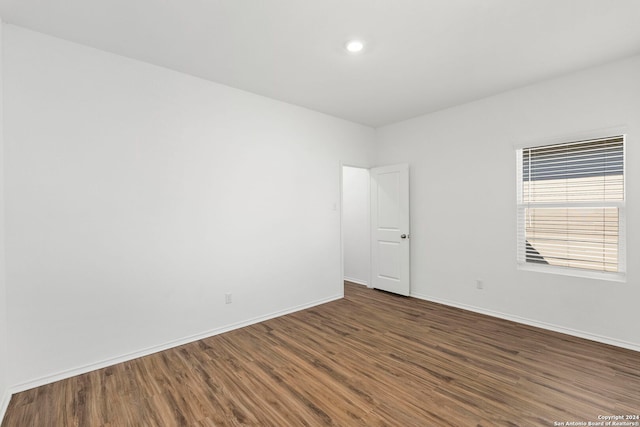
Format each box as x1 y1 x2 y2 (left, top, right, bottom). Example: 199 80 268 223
411 292 640 353
344 276 368 286
0 387 10 425
11 294 342 394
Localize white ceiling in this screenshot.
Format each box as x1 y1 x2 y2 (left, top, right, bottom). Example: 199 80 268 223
1 0 640 127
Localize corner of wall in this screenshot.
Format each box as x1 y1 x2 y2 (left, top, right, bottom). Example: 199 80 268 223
0 14 12 425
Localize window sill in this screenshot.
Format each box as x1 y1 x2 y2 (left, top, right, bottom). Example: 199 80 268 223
517 262 626 283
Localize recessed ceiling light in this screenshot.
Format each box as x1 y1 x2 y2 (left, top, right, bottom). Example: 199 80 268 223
345 40 365 54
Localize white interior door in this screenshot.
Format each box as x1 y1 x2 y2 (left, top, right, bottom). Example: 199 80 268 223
370 164 410 295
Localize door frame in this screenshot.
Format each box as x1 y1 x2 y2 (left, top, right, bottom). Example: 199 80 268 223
339 162 373 291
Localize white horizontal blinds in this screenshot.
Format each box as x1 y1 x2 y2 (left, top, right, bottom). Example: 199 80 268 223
520 135 624 273
523 136 624 203
526 207 619 272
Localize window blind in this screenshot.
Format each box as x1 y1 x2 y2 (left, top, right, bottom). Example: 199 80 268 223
517 135 625 274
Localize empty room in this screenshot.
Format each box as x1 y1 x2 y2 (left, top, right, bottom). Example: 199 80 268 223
0 0 639 426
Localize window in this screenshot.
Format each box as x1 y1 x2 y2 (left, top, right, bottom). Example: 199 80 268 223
516 134 625 279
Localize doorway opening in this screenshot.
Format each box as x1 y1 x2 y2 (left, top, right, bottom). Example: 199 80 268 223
341 163 411 296
341 165 371 288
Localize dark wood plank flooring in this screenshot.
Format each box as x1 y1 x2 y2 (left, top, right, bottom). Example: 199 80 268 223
3 282 639 426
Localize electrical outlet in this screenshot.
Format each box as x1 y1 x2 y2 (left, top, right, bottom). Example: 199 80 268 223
225 293 232 304
476 280 483 290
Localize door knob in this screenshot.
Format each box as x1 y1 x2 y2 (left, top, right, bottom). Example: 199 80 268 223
401 234 408 239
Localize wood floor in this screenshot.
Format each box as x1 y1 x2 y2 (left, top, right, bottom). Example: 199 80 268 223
3 282 639 426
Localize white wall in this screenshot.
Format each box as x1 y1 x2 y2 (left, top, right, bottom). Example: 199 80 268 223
0 17 10 421
3 25 374 389
376 55 640 350
342 166 370 285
